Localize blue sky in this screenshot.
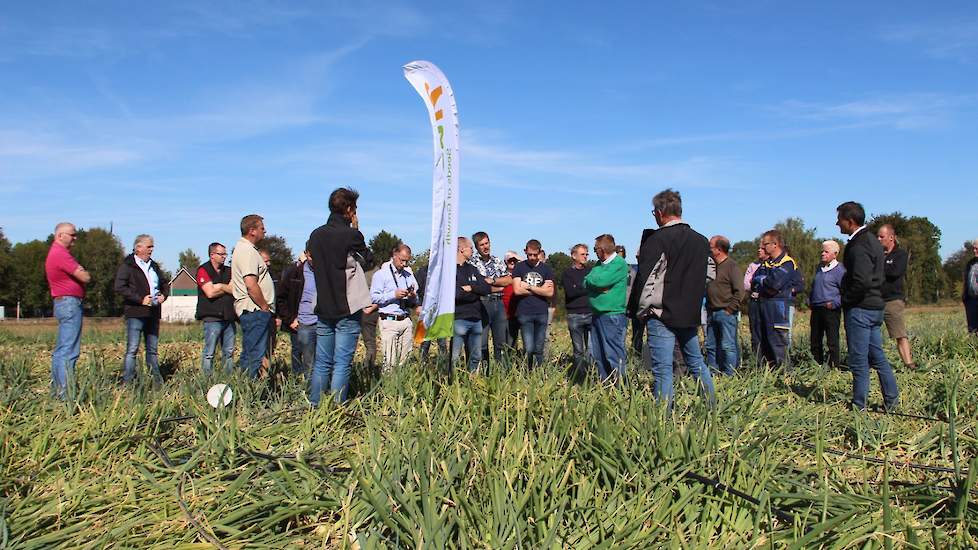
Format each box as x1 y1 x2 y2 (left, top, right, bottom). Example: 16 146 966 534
2 1 976 271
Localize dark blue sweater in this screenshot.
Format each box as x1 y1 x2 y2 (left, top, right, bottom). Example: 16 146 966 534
809 263 845 308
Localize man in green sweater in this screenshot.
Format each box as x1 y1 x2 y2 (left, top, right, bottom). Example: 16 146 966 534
585 234 630 385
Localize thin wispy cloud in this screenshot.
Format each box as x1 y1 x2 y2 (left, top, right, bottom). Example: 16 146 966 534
466 137 742 189
773 93 974 130
881 18 978 62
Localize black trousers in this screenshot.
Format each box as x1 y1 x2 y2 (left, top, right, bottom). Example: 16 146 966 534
810 305 841 368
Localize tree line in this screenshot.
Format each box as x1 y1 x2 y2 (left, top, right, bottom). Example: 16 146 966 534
0 212 969 317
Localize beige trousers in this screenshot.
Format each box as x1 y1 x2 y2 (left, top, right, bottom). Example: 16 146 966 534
379 317 414 371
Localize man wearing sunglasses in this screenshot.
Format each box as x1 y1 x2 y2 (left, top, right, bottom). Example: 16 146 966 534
45 222 91 399
196 242 236 374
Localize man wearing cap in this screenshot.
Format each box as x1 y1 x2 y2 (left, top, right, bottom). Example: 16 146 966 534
469 231 512 370
45 222 91 398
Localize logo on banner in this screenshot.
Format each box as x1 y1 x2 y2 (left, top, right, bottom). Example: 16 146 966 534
425 82 454 246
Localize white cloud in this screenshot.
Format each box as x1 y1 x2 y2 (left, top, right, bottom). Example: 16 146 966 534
772 93 974 130
881 19 978 62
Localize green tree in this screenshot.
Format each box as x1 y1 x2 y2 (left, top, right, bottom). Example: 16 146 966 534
868 212 944 303
730 239 760 274
368 230 403 263
8 240 50 316
73 227 126 316
178 248 201 273
257 234 294 280
547 252 573 288
942 240 975 300
410 248 430 274
0 228 12 307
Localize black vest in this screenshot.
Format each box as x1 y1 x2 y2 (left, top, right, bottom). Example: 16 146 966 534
195 262 235 320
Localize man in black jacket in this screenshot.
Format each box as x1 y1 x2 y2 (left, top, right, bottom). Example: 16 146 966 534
114 234 169 385
307 188 374 405
561 243 592 382
453 237 491 373
837 202 899 411
964 240 978 334
196 242 235 374
276 246 318 377
876 225 917 370
627 189 715 408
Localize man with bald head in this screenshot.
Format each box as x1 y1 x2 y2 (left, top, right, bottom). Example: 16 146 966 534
705 235 744 375
45 222 91 398
877 224 917 369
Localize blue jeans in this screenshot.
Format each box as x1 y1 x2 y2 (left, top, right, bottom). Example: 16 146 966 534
52 296 83 398
201 320 236 374
238 310 271 378
123 316 160 384
844 307 900 410
591 313 626 385
517 313 549 369
758 299 790 368
646 318 716 407
310 312 361 406
480 297 509 366
705 310 739 375
453 318 483 373
566 312 592 380
292 324 317 376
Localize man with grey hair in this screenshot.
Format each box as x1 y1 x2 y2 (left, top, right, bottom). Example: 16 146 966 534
809 240 845 369
45 222 91 398
964 239 978 334
627 188 715 407
115 234 169 384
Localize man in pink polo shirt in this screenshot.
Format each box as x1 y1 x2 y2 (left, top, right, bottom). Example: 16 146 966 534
45 222 91 398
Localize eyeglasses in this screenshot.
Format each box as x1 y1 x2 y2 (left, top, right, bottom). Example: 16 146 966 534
212 252 227 256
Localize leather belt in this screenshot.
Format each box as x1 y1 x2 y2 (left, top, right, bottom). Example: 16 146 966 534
381 314 410 321
482 294 503 301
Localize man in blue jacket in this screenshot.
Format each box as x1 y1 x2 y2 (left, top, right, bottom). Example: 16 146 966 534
752 229 797 370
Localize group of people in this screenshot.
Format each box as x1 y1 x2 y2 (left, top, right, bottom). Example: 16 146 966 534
44 187 978 410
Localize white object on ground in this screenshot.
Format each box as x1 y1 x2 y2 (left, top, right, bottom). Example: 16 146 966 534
206 384 233 408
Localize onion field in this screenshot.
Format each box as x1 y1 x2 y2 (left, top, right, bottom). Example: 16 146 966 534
1 307 977 548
